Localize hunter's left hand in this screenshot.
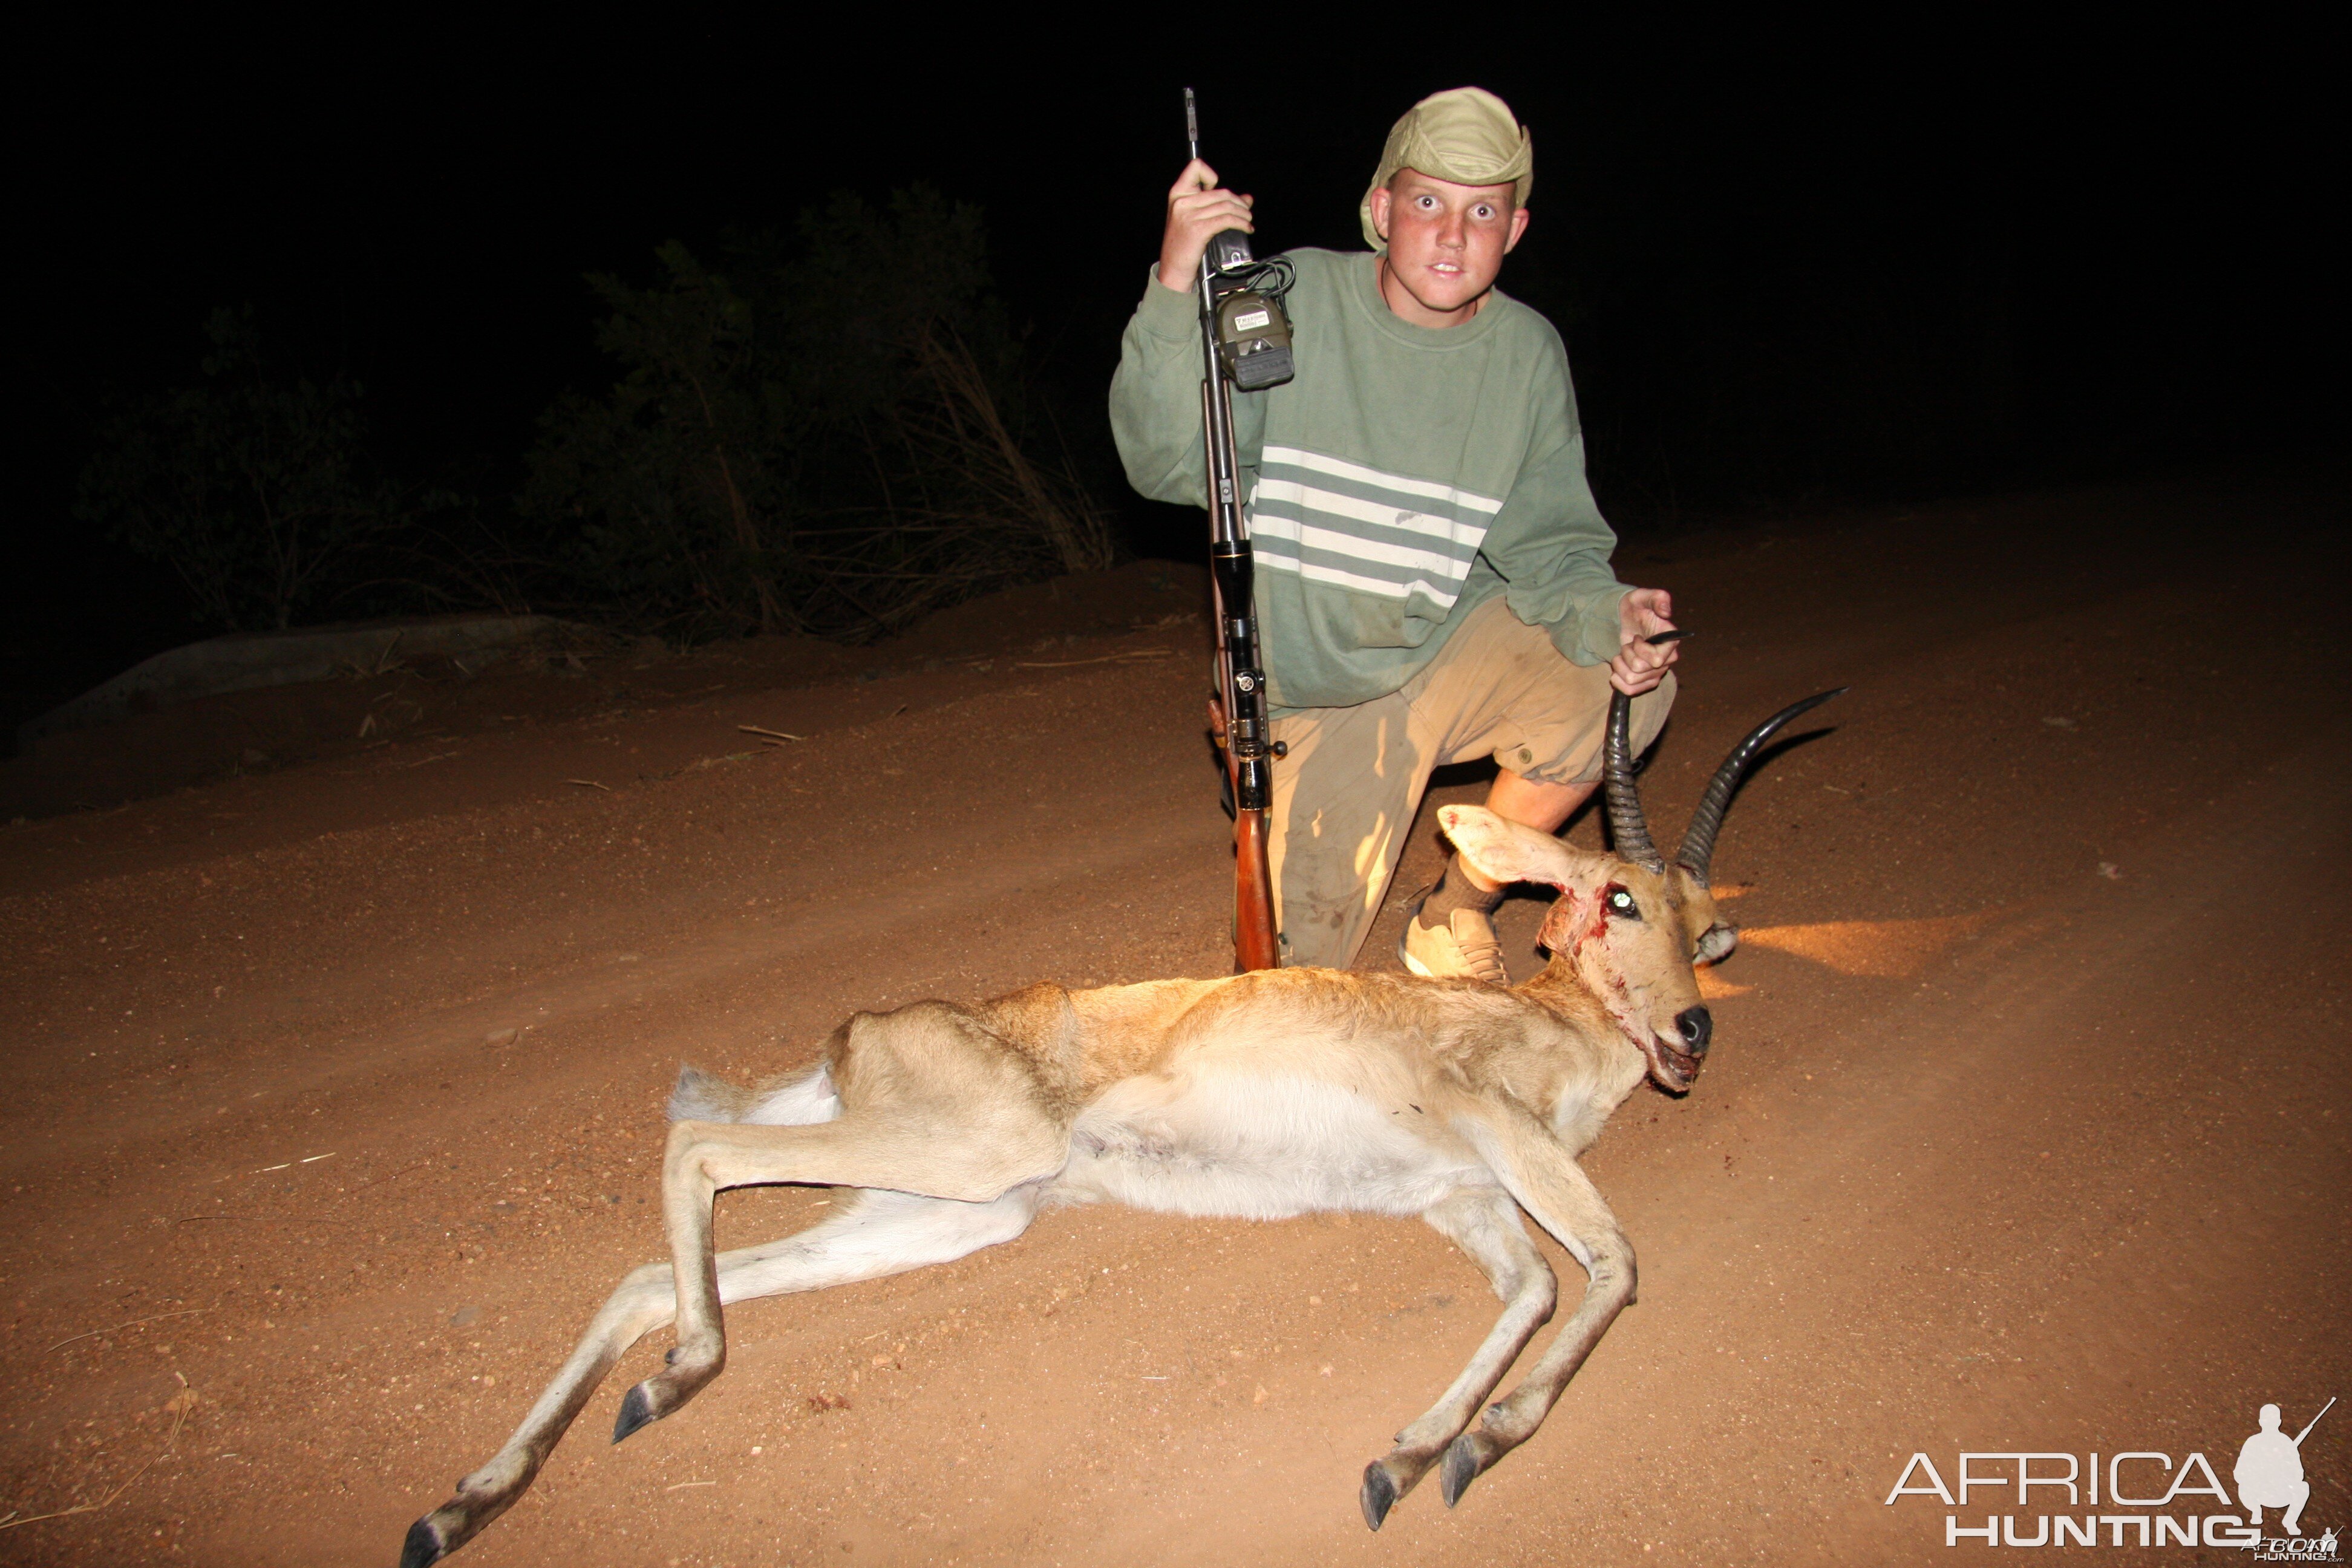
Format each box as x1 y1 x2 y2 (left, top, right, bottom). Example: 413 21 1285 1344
1610 588 1678 695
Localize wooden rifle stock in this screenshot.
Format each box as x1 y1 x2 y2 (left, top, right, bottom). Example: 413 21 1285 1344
1232 797 1278 970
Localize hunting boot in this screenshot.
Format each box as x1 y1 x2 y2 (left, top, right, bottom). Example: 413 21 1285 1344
1399 857 1509 984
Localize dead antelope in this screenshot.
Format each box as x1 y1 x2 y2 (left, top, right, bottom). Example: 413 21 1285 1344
400 687 1841 1565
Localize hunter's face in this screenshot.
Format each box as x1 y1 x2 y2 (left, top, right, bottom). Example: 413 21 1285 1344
1371 169 1528 324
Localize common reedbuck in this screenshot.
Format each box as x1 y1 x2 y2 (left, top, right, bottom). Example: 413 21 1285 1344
401 688 1840 1565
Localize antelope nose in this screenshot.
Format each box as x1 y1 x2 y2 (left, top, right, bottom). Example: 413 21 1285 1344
1674 1006 1713 1054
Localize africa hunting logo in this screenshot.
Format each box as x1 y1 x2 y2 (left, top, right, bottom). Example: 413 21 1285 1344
1884 1398 2336 1556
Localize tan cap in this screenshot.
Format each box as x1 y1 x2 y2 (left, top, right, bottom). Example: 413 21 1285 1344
1359 87 1534 251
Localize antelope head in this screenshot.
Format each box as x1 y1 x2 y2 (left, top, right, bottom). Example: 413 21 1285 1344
1438 685 1844 1092
1607 687 1847 972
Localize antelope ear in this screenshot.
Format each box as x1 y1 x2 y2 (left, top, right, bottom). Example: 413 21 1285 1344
1437 805 1603 892
1668 864 1736 967
1537 886 1601 955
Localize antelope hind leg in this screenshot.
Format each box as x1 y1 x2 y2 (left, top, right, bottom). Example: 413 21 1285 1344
402 1187 1042 1567
630 1085 1070 1436
1360 1185 1557 1529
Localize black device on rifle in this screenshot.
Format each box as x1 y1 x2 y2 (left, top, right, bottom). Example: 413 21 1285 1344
1186 87 1292 972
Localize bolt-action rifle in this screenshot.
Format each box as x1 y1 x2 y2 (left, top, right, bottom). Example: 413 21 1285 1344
1185 88 1294 972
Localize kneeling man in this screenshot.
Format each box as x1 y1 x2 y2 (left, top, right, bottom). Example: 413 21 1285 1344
1112 87 1679 978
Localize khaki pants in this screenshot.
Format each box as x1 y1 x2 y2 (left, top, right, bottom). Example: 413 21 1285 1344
1267 596 1674 969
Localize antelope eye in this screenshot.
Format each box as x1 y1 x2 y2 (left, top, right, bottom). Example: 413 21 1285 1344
1605 887 1641 920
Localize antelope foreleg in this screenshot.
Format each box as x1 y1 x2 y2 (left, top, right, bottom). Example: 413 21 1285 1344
1440 1108 1639 1509
1360 1184 1557 1529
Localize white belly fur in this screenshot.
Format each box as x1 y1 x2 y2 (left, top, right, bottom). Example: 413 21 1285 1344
1054 1071 1490 1220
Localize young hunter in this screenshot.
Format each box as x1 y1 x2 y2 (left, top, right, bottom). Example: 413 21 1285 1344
1110 86 1681 980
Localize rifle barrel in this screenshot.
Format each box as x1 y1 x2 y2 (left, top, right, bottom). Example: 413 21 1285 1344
2293 1395 2335 1446
1183 87 1278 971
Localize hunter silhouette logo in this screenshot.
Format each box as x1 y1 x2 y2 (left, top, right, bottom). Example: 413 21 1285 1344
2238 1400 2328 1536
1884 1395 2337 1553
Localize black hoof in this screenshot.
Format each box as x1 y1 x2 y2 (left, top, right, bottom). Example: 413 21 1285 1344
400 1517 448 1568
612 1383 658 1445
1359 1462 1398 1530
1440 1435 1486 1508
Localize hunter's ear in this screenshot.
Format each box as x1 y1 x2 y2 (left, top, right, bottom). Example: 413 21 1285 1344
1437 805 1600 892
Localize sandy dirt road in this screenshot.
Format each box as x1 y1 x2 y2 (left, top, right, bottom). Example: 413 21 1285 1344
1 470 2345 1566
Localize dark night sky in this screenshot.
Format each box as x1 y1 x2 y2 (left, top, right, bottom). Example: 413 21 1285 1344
13 14 2338 727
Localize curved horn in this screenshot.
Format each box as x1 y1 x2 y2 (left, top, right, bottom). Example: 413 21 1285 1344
1676 688 1848 886
1602 690 1667 874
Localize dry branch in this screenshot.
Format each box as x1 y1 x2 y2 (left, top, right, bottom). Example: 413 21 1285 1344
47 1309 207 1356
1015 648 1172 669
0 1374 194 1531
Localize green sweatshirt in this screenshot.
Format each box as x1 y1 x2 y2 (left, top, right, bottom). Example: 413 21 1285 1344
1109 247 1630 710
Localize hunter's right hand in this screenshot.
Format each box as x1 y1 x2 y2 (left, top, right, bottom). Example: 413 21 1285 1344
1157 159 1254 293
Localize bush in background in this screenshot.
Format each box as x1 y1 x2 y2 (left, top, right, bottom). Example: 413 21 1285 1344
524 187 1111 642
74 308 417 633
71 190 1114 652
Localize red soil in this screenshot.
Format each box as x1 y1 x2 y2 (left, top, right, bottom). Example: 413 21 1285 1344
1 469 2344 1566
